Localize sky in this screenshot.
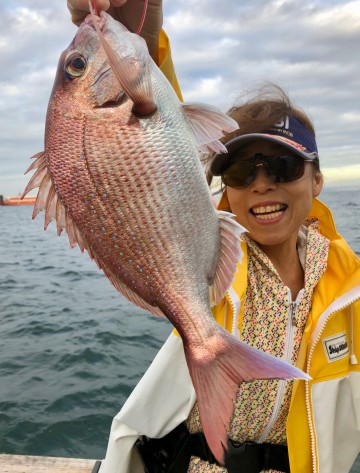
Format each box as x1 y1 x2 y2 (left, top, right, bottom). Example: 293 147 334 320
0 0 359 197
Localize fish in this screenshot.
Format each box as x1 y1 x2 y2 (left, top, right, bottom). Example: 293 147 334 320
22 11 309 464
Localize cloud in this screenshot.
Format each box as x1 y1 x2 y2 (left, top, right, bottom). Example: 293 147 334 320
323 163 360 187
0 0 359 197
164 0 360 174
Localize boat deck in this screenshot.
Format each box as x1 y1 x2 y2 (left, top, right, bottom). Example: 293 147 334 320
0 454 100 473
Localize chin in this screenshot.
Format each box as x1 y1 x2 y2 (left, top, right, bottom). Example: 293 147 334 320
249 232 286 247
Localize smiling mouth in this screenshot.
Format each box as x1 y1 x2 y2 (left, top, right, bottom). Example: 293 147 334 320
251 203 288 220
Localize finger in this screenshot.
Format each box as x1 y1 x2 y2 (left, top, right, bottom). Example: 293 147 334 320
110 0 128 6
71 0 111 10
67 0 111 25
107 0 162 62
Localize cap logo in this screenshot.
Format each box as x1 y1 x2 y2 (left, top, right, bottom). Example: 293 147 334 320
273 117 290 129
270 116 294 139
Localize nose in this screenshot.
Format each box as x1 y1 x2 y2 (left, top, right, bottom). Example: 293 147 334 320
249 166 277 193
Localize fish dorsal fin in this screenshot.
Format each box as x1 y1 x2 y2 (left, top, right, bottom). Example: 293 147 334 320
209 211 247 306
22 152 88 252
181 103 239 153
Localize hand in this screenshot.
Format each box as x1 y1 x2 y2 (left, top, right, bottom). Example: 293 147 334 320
67 0 163 63
67 1 117 25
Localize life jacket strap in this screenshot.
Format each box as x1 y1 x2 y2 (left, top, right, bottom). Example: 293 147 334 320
135 423 290 473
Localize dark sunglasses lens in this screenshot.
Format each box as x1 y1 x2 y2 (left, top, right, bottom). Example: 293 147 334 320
221 160 254 188
221 155 306 188
269 155 305 182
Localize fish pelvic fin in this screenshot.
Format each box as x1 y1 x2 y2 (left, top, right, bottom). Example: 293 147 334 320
184 328 310 465
90 7 156 115
209 211 247 307
181 102 239 153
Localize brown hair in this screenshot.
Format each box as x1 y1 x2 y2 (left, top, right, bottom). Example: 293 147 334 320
205 83 319 184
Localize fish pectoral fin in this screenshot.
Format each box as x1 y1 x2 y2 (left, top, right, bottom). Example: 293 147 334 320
181 103 239 153
104 270 165 317
209 211 247 306
90 8 156 115
22 151 88 251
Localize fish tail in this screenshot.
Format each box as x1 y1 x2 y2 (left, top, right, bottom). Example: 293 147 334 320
184 328 309 465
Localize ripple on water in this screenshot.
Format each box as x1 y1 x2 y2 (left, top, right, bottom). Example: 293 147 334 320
22 414 114 458
2 194 358 460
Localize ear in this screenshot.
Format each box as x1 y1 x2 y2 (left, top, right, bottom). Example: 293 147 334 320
312 171 323 198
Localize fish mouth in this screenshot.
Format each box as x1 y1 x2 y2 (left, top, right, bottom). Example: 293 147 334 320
84 11 107 32
250 203 288 220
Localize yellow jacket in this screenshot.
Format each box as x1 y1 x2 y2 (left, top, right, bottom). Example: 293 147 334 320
157 33 360 472
213 195 360 472
157 30 183 101
100 31 360 473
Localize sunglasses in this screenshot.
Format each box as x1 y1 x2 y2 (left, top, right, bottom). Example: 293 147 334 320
221 153 317 189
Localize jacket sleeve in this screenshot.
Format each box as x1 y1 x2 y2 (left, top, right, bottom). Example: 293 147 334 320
158 29 183 101
99 333 196 473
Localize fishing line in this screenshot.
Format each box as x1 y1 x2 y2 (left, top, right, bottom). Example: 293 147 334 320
92 0 99 16
91 0 148 35
136 0 149 35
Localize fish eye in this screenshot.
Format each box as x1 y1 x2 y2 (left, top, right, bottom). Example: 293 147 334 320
64 53 87 80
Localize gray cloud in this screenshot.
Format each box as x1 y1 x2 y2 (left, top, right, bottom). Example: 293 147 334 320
0 0 359 196
165 0 360 171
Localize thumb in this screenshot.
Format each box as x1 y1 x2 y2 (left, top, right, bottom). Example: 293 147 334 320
110 0 128 5
67 0 111 25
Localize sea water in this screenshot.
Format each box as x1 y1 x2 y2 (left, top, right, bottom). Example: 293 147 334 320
0 186 359 468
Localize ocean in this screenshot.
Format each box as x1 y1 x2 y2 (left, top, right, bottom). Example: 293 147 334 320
1 186 359 469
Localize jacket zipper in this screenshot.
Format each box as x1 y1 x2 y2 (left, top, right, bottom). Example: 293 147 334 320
257 288 304 443
227 284 360 468
226 287 241 337
305 286 360 473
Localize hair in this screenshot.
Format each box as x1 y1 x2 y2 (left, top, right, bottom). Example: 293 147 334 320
205 83 320 184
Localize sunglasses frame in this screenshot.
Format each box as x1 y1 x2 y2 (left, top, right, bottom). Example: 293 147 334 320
221 153 318 189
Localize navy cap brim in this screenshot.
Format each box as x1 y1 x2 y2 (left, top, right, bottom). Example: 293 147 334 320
210 133 318 176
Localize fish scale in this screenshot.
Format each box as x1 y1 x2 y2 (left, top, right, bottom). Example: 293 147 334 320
22 11 310 465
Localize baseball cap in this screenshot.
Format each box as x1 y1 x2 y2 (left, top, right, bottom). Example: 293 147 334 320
210 115 319 176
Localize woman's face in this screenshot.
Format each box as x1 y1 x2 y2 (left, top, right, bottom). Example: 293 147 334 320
225 140 323 249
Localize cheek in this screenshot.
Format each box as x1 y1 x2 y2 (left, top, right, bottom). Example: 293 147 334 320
226 188 242 212
226 188 248 223
289 181 315 220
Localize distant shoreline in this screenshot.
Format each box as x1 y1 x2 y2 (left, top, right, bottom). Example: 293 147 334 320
0 195 36 206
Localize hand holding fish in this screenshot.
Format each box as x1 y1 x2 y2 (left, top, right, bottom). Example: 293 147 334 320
67 0 126 25
67 0 162 61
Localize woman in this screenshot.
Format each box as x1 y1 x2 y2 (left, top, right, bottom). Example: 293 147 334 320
68 2 360 472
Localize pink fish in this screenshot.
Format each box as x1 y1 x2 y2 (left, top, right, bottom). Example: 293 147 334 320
22 12 308 464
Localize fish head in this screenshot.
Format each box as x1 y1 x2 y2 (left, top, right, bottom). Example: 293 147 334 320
49 12 132 116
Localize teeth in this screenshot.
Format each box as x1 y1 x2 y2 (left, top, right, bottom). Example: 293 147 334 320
252 204 286 215
255 211 283 220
